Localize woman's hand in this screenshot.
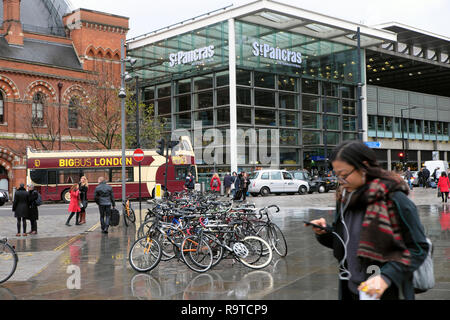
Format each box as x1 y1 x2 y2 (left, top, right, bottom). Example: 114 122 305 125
304 218 328 235
358 275 389 299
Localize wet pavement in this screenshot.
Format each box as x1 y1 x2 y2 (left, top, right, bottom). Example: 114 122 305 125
0 190 449 300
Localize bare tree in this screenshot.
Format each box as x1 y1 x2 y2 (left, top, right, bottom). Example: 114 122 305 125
76 72 122 150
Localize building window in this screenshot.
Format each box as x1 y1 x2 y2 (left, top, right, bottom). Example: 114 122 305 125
68 97 79 129
0 91 4 123
32 93 45 126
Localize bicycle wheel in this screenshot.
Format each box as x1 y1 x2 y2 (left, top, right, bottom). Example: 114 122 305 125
269 223 288 257
234 236 272 270
248 222 272 255
181 236 213 273
156 230 179 261
123 206 129 227
123 208 136 226
137 219 155 239
0 241 18 284
129 236 162 272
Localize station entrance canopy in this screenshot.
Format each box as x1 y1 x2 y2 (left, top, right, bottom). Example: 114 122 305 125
126 0 397 86
366 23 450 97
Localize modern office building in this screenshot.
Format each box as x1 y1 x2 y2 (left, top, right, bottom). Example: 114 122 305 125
127 0 450 175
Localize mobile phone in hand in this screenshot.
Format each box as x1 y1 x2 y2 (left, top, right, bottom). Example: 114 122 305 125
303 220 331 232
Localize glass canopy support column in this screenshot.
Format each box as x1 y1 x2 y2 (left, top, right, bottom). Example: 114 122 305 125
228 18 238 173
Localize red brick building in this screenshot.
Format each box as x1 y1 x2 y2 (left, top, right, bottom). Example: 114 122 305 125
0 0 129 195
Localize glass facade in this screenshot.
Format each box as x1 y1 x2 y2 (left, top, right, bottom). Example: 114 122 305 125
130 18 360 173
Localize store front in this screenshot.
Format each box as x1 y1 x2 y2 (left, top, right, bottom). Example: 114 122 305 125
127 1 395 174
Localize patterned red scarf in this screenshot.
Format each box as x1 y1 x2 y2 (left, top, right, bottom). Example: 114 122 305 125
357 179 411 266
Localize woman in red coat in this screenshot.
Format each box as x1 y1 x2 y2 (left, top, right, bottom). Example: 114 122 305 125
66 183 81 226
210 173 221 193
438 172 450 203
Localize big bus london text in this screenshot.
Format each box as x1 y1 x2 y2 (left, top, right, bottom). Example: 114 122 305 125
26 136 197 203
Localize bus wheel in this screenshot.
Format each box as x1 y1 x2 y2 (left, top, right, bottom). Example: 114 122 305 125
62 189 71 204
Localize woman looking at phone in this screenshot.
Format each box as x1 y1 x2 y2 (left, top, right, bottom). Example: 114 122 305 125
305 140 429 300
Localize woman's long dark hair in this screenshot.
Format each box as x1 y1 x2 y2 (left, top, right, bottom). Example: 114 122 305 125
330 140 406 200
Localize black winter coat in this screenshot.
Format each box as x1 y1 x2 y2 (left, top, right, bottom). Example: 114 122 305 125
13 187 29 219
28 190 39 220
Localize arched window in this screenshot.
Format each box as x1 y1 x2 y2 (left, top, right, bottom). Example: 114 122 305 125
32 93 45 126
68 97 79 129
0 91 4 123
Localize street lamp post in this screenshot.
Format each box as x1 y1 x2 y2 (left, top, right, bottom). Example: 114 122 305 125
118 39 137 208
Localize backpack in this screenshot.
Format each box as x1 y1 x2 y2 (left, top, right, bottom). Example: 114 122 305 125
212 179 219 187
34 192 42 207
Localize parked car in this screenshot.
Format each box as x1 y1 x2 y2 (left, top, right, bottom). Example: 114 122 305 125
0 189 9 206
248 170 309 197
320 174 338 191
289 170 330 193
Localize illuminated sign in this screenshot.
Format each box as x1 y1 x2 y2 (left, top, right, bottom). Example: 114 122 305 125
252 41 302 67
169 45 215 67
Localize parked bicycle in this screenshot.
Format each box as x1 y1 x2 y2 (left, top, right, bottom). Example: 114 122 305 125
0 238 18 284
123 193 137 227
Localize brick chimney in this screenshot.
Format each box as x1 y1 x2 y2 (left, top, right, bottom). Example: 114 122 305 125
3 0 23 45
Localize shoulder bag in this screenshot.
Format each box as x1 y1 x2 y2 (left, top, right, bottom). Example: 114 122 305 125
395 201 435 293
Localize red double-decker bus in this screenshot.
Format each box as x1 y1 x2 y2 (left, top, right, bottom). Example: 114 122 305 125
26 137 197 203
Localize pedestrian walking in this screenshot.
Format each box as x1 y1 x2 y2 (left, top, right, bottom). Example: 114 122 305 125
12 183 29 237
437 172 450 203
404 167 413 190
233 172 243 200
27 184 39 235
78 176 89 225
66 183 81 226
185 171 195 191
231 172 237 198
241 172 250 201
432 167 440 182
418 168 424 187
210 173 221 193
94 177 115 234
305 140 429 300
224 173 233 197
423 166 430 188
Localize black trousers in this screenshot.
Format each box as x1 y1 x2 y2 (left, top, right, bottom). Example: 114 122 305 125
242 188 249 201
16 217 27 234
29 219 37 232
442 192 449 203
66 212 80 224
99 205 111 231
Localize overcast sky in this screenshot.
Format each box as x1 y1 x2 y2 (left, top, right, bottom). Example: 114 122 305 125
69 0 450 40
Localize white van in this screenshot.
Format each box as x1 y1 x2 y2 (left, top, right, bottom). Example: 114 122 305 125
424 160 449 179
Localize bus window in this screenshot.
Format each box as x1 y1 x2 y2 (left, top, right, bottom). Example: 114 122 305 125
60 169 81 184
82 168 110 184
182 141 192 152
175 166 189 181
48 170 58 185
30 170 47 185
110 168 134 182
